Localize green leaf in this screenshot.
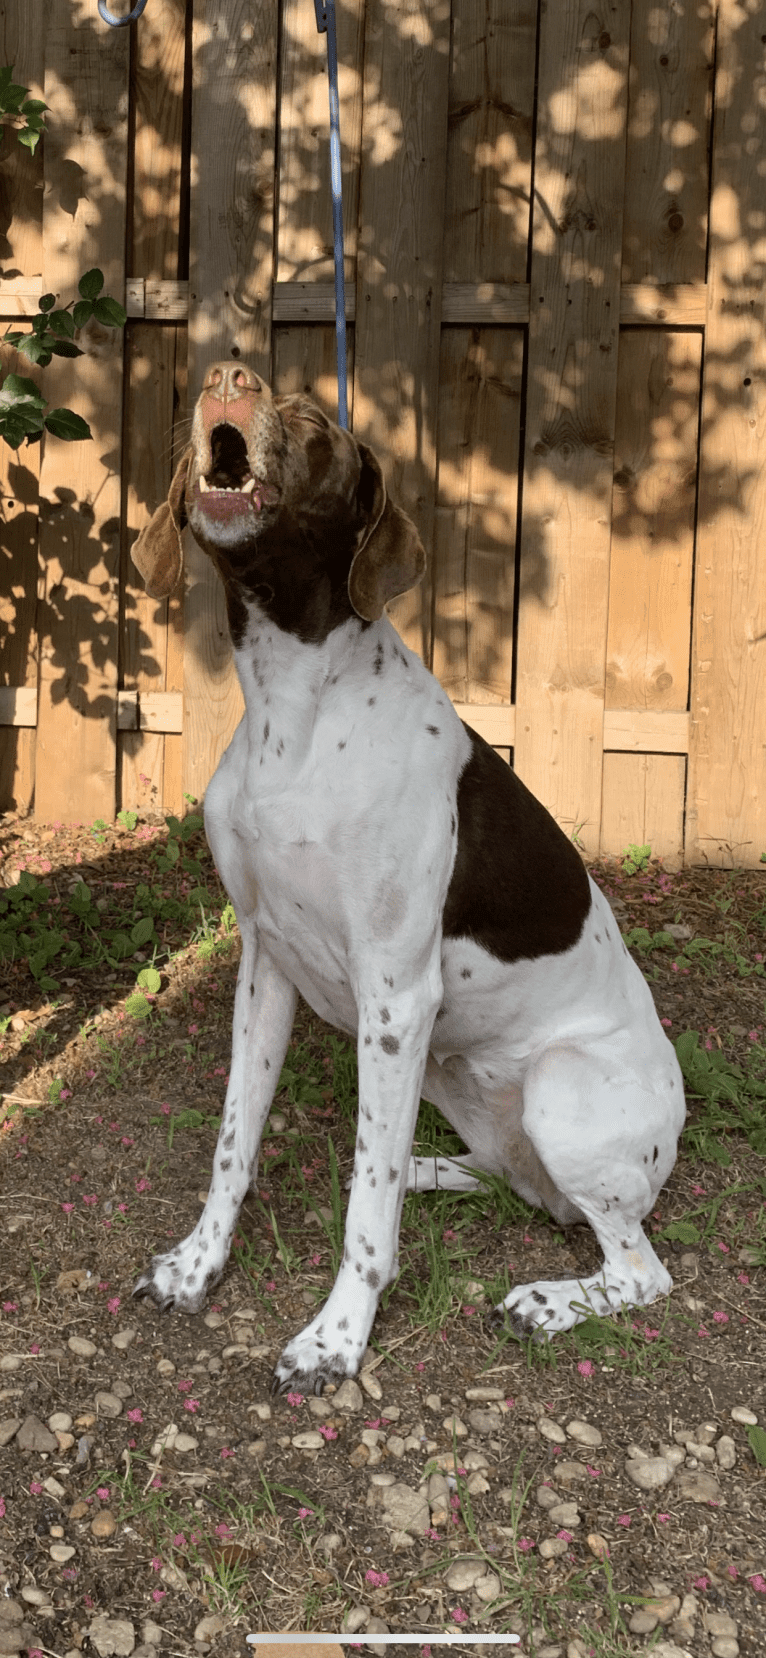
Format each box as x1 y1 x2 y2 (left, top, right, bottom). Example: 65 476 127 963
131 916 155 947
44 408 91 441
661 1220 701 1245
0 373 44 404
93 295 127 328
137 965 161 994
72 300 94 330
748 1425 766 1468
50 341 82 359
117 808 138 831
17 128 40 153
125 991 151 1020
16 335 53 366
47 309 76 338
39 294 57 313
78 268 104 301
21 98 47 116
0 79 28 114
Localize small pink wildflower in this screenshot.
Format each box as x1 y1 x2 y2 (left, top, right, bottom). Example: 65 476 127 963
692 1184 707 1196
96 1486 110 1500
152 1590 167 1602
150 1557 162 1571
82 1193 98 1205
712 1310 729 1324
692 1575 709 1591
556 1529 573 1541
0 1497 5 1518
286 1391 304 1406
184 1399 200 1413
177 1378 193 1392
660 1017 672 1028
297 1507 313 1520
365 1569 389 1587
2 1302 18 1313
587 1465 601 1478
126 1407 143 1423
657 1513 670 1523
161 1102 171 1115
716 1240 730 1254
319 1423 338 1440
220 1446 234 1458
517 1538 535 1552
617 1514 631 1527
577 1359 594 1377
462 1304 475 1316
135 1176 151 1193
451 1607 468 1625
107 1297 121 1315
172 1532 187 1548
61 1202 75 1213
697 1326 710 1339
750 1574 766 1593
728 1566 738 1579
29 1481 43 1495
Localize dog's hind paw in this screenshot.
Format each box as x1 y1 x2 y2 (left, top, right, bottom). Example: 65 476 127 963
132 1272 175 1315
131 1247 220 1317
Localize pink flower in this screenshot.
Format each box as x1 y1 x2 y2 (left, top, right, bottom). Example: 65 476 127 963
556 1529 573 1541
220 1446 234 1458
617 1515 631 1527
172 1532 187 1548
286 1391 304 1406
96 1486 110 1500
126 1408 143 1423
61 1203 74 1213
107 1297 121 1315
151 1590 166 1602
82 1193 98 1205
297 1507 313 1520
365 1570 389 1587
577 1359 594 1377
150 1557 162 1571
451 1607 468 1625
215 1522 233 1536
319 1424 338 1440
29 1481 43 1495
728 1566 738 1579
517 1538 535 1552
2 1302 18 1313
716 1240 730 1254
692 1184 706 1196
657 1513 670 1523
587 1465 601 1478
660 1017 672 1028
643 1326 660 1341
712 1310 729 1324
0 1497 5 1518
738 1272 750 1285
135 1176 151 1193
692 1575 709 1591
462 1304 475 1316
184 1399 200 1413
177 1379 193 1392
750 1574 766 1593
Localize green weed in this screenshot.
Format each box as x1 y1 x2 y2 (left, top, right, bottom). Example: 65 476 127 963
622 842 652 874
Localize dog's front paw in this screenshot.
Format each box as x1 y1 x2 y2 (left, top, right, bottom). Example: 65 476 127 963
491 1274 619 1339
271 1314 368 1397
133 1241 221 1317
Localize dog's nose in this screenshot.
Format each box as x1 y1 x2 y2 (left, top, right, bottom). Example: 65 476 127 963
202 362 267 402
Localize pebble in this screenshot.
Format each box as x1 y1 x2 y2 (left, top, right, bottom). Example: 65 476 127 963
251 1402 271 1421
539 1537 568 1559
372 1480 430 1536
716 1435 736 1469
333 1379 363 1413
730 1405 757 1426
555 1459 589 1485
474 1569 501 1601
539 1418 566 1443
43 1476 66 1499
444 1557 487 1591
291 1431 324 1450
425 1393 442 1411
193 1614 228 1641
629 1609 659 1634
360 1369 382 1401
676 1469 722 1503
173 1432 197 1453
586 1534 610 1561
0 1355 22 1372
706 1613 738 1638
112 1330 137 1354
0 1419 21 1447
625 1455 674 1491
465 1385 504 1401
442 1415 468 1437
94 1391 123 1419
537 1485 559 1509
203 1310 225 1329
16 1414 58 1453
49 1543 76 1563
48 1411 73 1433
566 1419 603 1448
343 1606 369 1634
156 1358 175 1377
548 1501 580 1528
710 1641 739 1658
91 1511 117 1540
68 1336 97 1358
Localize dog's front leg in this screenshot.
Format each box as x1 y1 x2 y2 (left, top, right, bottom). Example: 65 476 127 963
272 962 442 1394
134 919 296 1314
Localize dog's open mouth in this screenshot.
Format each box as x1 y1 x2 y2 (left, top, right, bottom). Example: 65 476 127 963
194 424 280 516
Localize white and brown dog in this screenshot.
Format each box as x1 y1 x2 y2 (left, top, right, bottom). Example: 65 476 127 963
131 362 685 1393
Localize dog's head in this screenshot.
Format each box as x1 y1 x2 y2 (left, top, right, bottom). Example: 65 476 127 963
131 363 425 630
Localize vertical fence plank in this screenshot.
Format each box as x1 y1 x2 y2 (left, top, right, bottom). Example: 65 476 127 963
601 329 701 856
688 0 766 867
353 0 451 664
601 752 686 867
277 0 365 286
182 0 278 805
514 1 630 853
273 324 354 418
0 1 46 810
432 327 523 705
444 0 536 285
622 0 714 285
35 2 129 823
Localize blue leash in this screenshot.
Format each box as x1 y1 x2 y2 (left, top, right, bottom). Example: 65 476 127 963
99 0 348 430
314 0 348 429
98 0 148 22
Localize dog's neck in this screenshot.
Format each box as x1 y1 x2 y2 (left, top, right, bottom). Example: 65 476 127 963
232 598 374 769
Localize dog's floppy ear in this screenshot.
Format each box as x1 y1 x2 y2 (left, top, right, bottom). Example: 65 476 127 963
348 443 426 622
131 447 192 598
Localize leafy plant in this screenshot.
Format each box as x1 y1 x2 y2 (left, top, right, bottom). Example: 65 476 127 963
0 64 46 152
621 842 652 875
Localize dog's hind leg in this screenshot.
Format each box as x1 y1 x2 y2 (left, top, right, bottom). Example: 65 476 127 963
492 1041 684 1337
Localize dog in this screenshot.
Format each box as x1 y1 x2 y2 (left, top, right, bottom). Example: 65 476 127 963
131 361 686 1394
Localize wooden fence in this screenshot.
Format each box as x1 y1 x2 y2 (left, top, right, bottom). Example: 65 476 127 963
1 0 765 866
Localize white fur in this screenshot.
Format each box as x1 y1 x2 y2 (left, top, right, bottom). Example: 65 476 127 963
134 607 685 1389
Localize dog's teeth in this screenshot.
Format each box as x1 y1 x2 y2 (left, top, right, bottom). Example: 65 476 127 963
199 476 210 492
242 478 256 494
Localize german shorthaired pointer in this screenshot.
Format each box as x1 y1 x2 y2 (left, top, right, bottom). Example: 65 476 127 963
131 362 685 1393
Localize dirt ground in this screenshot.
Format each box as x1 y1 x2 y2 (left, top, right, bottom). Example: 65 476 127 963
0 808 765 1658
